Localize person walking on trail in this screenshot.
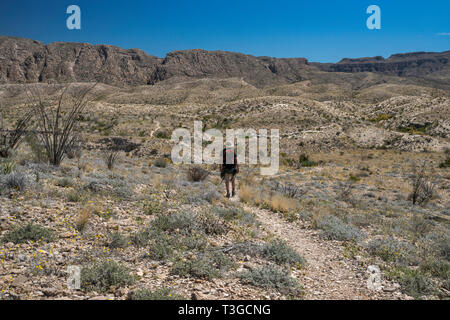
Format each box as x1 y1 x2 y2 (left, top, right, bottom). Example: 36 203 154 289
220 141 239 198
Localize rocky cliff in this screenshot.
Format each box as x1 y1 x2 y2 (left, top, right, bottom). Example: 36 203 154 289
0 36 449 87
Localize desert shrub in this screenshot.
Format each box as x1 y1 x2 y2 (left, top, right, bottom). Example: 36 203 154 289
74 205 92 232
2 223 53 244
439 157 450 168
284 154 317 169
107 232 128 249
347 213 379 228
213 206 256 226
187 166 209 182
392 268 436 298
1 171 28 191
130 228 152 247
127 287 185 300
336 182 356 203
147 234 173 260
201 189 221 203
407 214 433 242
198 211 228 235
171 251 234 280
0 107 33 158
155 130 170 139
153 158 167 168
55 177 73 188
0 161 15 175
238 183 257 204
66 189 84 202
150 211 200 235
30 83 97 166
419 259 450 279
367 237 418 265
142 198 162 215
316 215 365 241
271 181 304 198
261 239 306 267
239 265 301 294
103 150 120 170
419 232 450 262
264 194 297 213
298 154 318 167
408 162 435 205
81 260 135 293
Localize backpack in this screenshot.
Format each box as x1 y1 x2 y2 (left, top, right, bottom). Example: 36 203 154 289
222 147 237 173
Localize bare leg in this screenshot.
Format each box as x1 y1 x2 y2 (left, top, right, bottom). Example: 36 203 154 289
225 180 230 196
231 177 236 194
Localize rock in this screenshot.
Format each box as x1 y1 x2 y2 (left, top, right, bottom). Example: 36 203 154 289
11 275 28 287
43 288 59 297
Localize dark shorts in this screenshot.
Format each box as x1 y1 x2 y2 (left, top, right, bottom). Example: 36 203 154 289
221 167 237 180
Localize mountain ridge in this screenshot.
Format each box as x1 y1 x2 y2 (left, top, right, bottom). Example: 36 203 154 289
0 35 449 87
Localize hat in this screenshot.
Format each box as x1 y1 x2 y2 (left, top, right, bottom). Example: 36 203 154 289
225 141 233 147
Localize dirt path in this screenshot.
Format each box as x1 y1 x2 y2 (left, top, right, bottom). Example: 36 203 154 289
235 197 397 300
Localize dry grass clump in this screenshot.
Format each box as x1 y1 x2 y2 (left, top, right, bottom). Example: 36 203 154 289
75 203 94 232
264 194 298 213
186 166 209 182
238 183 257 204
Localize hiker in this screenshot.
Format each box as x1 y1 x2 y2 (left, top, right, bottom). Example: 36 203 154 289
220 141 239 198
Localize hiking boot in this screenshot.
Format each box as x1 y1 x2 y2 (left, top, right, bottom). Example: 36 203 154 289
226 192 231 198
232 190 236 197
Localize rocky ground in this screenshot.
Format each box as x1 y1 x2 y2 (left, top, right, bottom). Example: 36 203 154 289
0 80 449 300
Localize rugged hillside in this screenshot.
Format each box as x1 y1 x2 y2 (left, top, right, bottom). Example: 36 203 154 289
0 36 161 86
0 35 449 88
313 51 450 78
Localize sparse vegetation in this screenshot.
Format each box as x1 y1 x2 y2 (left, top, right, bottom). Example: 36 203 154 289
315 215 365 241
408 161 435 206
239 265 302 295
2 223 53 244
81 260 135 293
186 165 209 182
127 287 185 300
29 83 97 166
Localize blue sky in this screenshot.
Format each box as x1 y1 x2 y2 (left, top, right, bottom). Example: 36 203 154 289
0 0 449 62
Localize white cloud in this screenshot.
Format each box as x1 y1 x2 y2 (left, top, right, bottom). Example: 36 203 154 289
437 33 450 36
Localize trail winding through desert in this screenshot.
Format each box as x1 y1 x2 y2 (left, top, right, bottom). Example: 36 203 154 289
237 199 399 300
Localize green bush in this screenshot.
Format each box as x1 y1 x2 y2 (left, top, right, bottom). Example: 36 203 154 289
171 251 234 280
151 212 200 235
0 162 15 175
367 237 417 265
107 232 128 249
148 234 173 260
142 198 162 215
419 259 450 279
55 177 73 188
2 223 53 244
396 268 436 298
239 265 302 294
81 260 135 293
316 215 365 241
261 239 306 267
127 287 185 300
1 171 28 191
